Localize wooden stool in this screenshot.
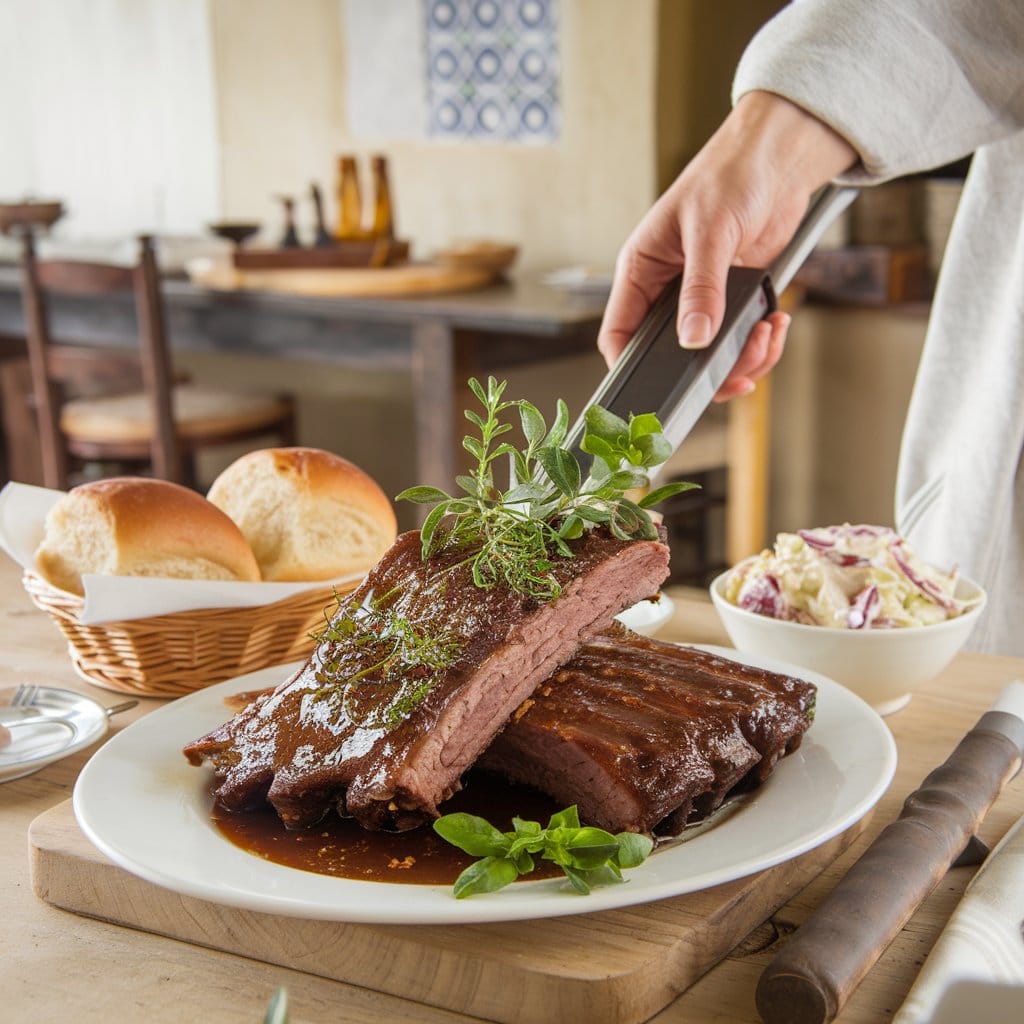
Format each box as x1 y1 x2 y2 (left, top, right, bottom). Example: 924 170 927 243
19 233 295 489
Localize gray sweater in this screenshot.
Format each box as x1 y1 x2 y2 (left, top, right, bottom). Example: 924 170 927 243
734 0 1024 654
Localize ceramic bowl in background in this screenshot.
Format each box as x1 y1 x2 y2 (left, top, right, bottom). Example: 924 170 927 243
434 240 519 274
710 564 985 716
207 221 262 247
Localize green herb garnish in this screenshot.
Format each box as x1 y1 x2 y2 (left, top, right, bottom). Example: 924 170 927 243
311 592 461 730
433 804 654 898
263 987 289 1024
397 377 696 602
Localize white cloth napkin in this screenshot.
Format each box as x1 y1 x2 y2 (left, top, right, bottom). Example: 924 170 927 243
0 481 363 624
894 806 1024 1022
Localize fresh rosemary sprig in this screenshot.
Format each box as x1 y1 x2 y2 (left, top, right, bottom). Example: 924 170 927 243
433 804 654 898
311 593 461 730
397 376 696 602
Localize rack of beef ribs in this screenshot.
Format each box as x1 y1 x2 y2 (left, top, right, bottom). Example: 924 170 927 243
183 529 670 832
479 623 816 836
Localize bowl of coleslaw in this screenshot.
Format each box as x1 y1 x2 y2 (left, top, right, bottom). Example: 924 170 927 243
710 524 986 715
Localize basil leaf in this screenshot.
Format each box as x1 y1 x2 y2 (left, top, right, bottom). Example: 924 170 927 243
563 828 620 870
585 405 630 446
452 856 519 899
580 434 615 462
512 850 535 875
614 831 655 869
561 865 592 895
511 817 542 836
634 433 672 466
628 412 662 440
547 806 581 830
433 813 511 858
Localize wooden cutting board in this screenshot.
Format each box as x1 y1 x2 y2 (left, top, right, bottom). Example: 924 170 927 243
30 800 867 1024
188 259 496 297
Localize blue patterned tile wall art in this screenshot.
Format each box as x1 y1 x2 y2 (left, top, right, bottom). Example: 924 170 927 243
424 0 561 142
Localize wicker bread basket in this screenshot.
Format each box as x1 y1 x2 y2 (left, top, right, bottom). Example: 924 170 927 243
23 572 357 698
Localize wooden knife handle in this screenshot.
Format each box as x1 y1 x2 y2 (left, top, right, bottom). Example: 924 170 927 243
756 711 1024 1024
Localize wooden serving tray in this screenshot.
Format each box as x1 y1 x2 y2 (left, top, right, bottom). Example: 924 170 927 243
189 260 497 298
30 801 868 1024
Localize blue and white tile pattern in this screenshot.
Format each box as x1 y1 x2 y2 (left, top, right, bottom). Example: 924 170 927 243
424 0 560 142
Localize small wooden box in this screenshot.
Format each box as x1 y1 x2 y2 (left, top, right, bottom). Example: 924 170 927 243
795 245 932 305
233 238 410 271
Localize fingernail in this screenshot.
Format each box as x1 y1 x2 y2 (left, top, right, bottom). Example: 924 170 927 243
679 312 711 349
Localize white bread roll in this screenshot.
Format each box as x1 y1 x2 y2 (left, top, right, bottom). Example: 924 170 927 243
206 447 397 582
35 478 262 596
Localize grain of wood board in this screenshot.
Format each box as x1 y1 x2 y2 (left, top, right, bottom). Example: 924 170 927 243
30 800 867 1024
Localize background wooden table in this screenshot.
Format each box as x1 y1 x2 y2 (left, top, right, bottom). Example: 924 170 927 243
0 266 774 563
2 558 1022 1022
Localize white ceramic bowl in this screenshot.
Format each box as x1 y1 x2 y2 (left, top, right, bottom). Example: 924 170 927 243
710 564 986 715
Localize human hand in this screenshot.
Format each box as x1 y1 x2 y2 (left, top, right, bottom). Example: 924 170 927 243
597 91 856 400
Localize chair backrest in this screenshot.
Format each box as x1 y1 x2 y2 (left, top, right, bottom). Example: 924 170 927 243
19 232 181 488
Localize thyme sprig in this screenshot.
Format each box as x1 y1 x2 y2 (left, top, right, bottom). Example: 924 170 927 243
397 377 696 602
312 593 461 730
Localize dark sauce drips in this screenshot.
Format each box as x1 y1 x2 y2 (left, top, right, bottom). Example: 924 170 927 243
212 771 565 885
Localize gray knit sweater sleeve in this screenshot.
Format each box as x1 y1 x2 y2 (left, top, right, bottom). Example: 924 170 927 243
733 0 1024 182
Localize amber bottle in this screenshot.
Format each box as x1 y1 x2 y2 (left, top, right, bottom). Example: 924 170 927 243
335 155 364 240
370 155 395 239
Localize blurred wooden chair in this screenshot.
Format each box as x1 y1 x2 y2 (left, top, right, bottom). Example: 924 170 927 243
19 232 295 489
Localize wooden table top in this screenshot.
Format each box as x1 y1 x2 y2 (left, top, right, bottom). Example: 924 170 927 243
0 263 608 337
3 559 1022 1023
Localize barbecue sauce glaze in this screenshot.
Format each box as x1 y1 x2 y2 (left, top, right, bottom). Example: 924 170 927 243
212 771 563 885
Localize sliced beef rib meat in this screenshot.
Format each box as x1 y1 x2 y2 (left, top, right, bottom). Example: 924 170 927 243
479 623 816 835
184 529 670 831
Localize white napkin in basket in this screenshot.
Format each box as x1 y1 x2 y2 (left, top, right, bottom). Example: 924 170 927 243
0 481 364 624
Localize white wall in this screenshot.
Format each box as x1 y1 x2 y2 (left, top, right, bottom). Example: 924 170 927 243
1 0 660 269
0 0 221 238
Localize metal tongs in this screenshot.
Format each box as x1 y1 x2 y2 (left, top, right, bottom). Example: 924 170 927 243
564 183 859 460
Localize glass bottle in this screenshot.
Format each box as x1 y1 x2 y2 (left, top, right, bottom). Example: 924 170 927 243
335 155 364 240
370 155 395 239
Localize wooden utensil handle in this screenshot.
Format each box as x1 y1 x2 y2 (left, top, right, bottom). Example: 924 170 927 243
756 712 1024 1024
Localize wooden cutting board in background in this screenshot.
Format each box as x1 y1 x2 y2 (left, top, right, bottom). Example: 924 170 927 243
30 801 868 1024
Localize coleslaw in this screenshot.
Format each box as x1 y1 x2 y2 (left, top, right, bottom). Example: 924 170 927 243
723 524 979 629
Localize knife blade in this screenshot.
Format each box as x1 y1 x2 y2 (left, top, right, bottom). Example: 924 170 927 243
565 184 858 461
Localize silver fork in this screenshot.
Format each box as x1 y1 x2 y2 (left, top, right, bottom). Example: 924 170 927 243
11 684 40 710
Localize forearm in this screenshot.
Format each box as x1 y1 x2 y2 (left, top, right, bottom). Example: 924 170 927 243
735 0 1024 181
722 91 857 196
